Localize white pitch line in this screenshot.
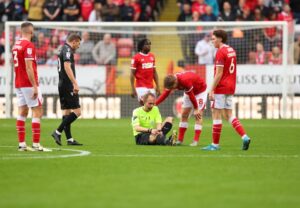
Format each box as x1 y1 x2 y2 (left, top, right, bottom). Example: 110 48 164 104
91 154 299 159
0 146 91 160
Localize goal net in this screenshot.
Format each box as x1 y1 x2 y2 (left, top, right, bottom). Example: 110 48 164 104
2 21 299 119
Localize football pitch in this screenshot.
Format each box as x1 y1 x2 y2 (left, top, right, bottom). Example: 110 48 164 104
0 118 299 208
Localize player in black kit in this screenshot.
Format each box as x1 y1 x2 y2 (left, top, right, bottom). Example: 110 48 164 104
51 33 83 146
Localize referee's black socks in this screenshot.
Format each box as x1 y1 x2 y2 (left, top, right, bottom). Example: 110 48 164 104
62 115 72 139
57 112 78 133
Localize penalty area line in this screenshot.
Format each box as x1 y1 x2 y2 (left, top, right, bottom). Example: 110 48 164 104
91 154 299 159
0 146 91 160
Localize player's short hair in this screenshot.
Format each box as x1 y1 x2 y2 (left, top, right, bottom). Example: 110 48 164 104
21 22 34 33
67 33 81 42
164 75 176 89
137 39 149 52
143 92 155 103
213 29 227 43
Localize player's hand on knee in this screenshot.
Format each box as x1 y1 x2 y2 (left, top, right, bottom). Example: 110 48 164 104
194 109 202 120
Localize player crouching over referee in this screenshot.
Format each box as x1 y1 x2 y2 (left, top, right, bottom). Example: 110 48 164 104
132 92 177 145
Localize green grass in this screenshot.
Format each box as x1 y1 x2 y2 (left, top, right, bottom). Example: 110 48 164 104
0 119 300 208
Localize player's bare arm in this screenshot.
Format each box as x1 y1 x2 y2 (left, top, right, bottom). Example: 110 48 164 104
64 61 79 94
25 59 38 99
209 66 224 101
130 69 137 98
154 70 160 95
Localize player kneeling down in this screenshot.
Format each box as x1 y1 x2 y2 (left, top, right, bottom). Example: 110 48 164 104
132 92 177 145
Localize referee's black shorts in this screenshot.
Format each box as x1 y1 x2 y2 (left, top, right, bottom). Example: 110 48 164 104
135 133 152 145
58 87 80 110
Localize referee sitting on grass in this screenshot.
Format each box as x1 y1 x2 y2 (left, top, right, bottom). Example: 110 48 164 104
132 92 177 145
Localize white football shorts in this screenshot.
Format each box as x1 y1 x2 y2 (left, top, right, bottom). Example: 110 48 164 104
16 87 43 108
210 94 233 109
182 91 207 111
136 87 156 101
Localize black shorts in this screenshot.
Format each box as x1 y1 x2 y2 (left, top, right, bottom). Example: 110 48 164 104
135 133 152 145
59 88 80 110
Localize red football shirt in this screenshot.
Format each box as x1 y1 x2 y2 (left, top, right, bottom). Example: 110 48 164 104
12 39 38 88
214 44 237 94
156 71 207 109
131 52 156 88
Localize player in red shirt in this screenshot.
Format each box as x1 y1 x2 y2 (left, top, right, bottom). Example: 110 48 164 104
12 22 51 152
202 29 251 151
130 39 160 104
156 71 207 146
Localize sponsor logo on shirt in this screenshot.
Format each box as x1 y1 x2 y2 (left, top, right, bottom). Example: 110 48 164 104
142 62 154 69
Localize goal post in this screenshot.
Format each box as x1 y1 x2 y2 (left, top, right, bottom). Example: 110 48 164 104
2 21 298 119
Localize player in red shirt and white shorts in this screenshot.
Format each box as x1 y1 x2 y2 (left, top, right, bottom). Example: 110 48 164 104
202 29 251 151
12 22 51 152
130 39 160 105
156 71 207 146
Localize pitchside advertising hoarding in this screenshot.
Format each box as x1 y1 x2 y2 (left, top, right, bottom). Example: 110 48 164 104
0 65 300 119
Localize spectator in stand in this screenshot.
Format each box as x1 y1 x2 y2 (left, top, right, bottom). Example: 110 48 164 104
88 1 102 21
131 0 141 21
290 0 300 24
177 2 192 21
80 0 94 21
219 1 236 21
101 0 120 21
138 0 153 21
77 32 95 65
177 0 192 12
112 0 124 6
268 46 282 65
269 0 283 14
47 35 61 61
244 0 258 11
192 0 207 17
201 5 217 21
263 10 280 51
240 6 253 21
35 32 49 64
206 0 219 17
253 7 264 21
278 3 293 23
0 0 15 21
195 33 215 65
120 0 134 21
247 51 257 64
27 0 45 21
294 35 300 64
255 42 268 64
13 0 24 20
257 0 270 18
63 0 80 21
92 33 116 65
43 0 62 21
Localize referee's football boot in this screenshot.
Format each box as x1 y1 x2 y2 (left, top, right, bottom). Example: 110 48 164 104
165 130 177 146
242 136 251 150
67 139 83 146
51 131 62 146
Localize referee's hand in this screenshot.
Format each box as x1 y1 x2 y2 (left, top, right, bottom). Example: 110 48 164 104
73 83 79 94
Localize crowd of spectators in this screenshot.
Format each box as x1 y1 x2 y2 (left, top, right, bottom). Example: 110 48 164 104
0 0 165 22
177 0 300 65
